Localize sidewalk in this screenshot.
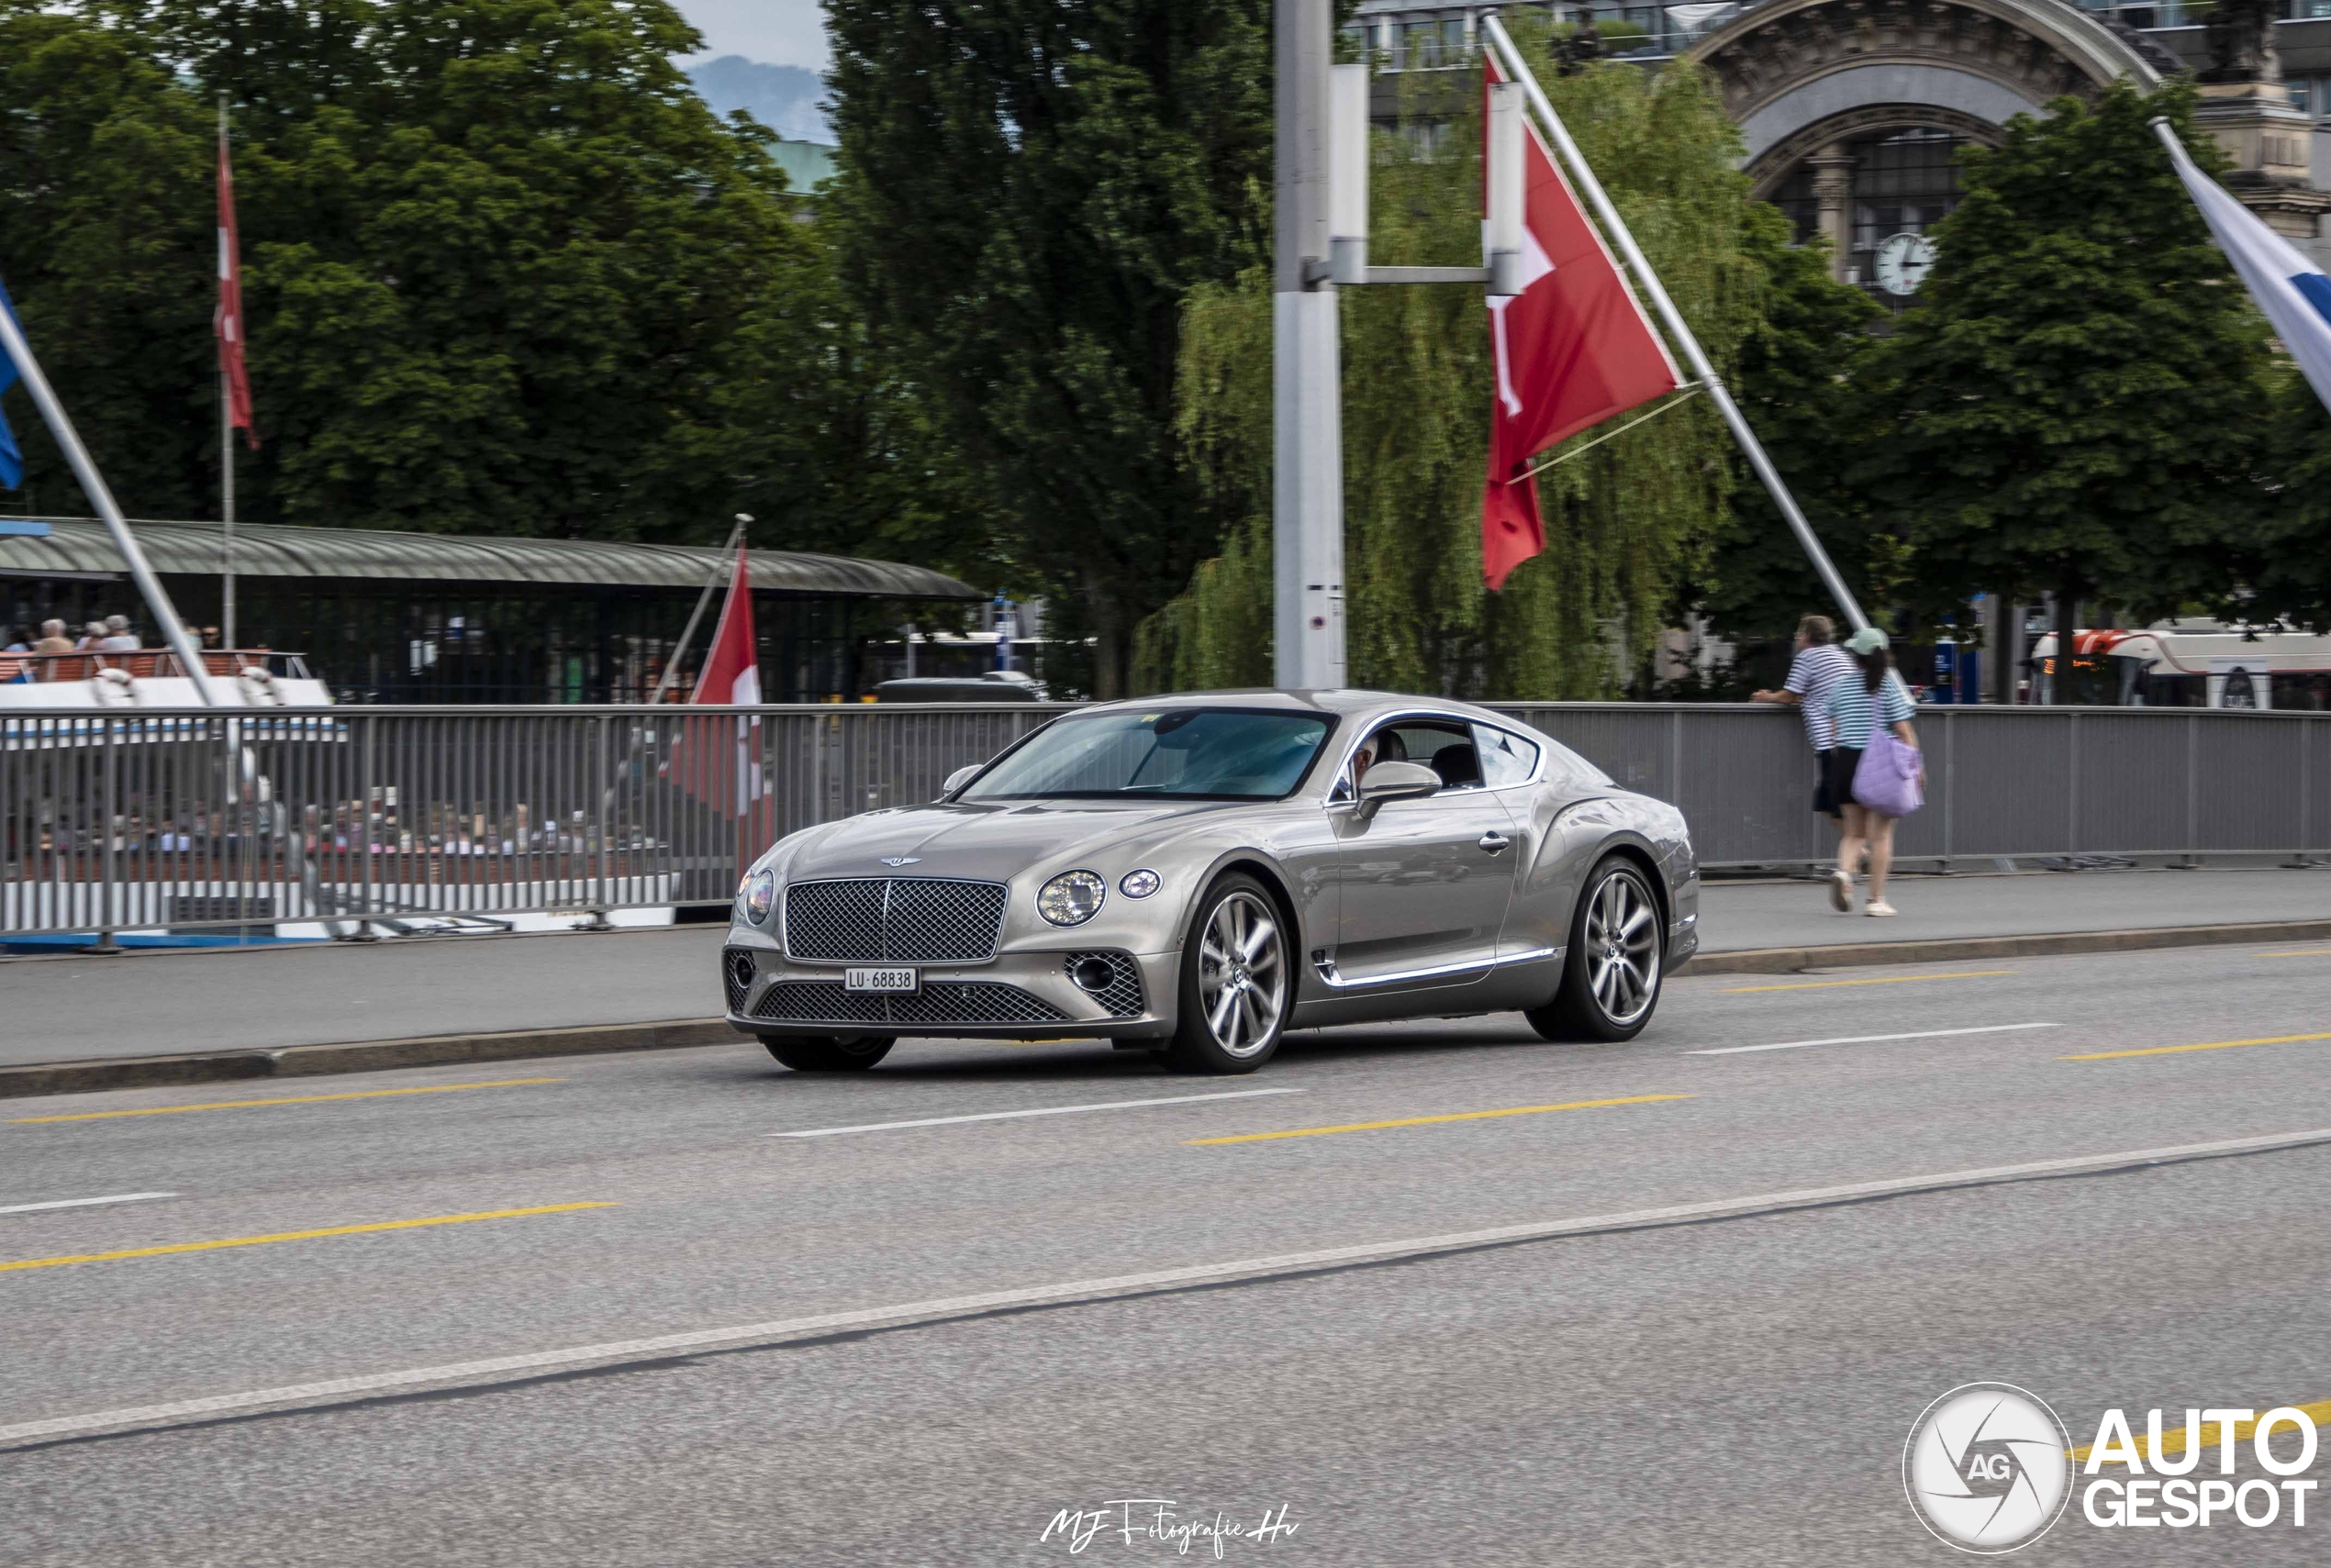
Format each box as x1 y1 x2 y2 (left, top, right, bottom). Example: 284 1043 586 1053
1 868 2324 1084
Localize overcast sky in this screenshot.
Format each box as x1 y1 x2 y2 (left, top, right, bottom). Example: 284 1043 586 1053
674 0 831 69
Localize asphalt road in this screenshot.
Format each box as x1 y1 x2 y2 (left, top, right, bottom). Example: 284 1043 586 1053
5 940 2329 1563
5 866 2325 1068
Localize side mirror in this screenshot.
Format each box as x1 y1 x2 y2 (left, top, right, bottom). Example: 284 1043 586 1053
942 764 982 796
1355 760 1440 819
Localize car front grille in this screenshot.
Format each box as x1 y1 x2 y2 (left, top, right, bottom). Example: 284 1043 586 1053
722 948 757 1014
1065 951 1144 1018
751 980 1066 1027
784 878 1009 963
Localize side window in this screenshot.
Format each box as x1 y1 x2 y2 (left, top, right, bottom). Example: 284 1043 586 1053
1384 722 1481 791
1471 724 1540 788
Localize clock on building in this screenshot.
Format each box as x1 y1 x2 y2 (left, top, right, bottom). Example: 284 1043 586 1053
1873 232 1937 296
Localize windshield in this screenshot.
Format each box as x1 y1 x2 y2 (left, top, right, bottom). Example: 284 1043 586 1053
961 708 1333 802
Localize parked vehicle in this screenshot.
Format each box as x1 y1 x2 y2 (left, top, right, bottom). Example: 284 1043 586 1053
723 690 1698 1073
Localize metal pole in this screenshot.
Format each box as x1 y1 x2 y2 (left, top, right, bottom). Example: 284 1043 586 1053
649 515 748 706
0 300 223 704
1479 17 1869 634
218 94 236 655
1272 0 1346 688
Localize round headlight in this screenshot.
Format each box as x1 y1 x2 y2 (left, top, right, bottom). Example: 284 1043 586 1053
1119 869 1161 899
1037 870 1107 926
741 868 775 923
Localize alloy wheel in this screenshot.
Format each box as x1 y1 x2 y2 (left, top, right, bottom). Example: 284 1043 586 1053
1196 889 1286 1060
1583 868 1660 1027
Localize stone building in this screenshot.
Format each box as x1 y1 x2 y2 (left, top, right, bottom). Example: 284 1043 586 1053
1346 0 2331 301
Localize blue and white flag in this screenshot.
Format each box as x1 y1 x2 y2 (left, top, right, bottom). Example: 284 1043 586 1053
0 278 22 491
2155 117 2331 416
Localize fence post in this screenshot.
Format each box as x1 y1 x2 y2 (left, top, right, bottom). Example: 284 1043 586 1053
1940 709 1956 872
586 711 613 930
2180 712 2200 870
93 717 121 954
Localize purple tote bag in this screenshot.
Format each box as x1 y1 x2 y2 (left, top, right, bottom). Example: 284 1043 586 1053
1852 733 1924 817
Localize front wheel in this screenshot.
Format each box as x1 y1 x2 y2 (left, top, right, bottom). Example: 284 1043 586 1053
761 1034 895 1072
1160 873 1291 1074
1525 856 1664 1042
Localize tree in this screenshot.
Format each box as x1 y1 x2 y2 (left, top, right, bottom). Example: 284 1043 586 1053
3 0 907 557
1857 80 2277 696
1139 44 1768 700
822 0 1272 697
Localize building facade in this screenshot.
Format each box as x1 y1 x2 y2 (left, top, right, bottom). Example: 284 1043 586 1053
1348 0 2331 304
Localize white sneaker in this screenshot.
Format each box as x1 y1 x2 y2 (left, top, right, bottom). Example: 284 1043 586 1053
1866 901 1898 917
1828 870 1852 912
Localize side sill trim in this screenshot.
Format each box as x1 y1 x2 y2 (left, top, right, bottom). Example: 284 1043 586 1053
1312 945 1561 990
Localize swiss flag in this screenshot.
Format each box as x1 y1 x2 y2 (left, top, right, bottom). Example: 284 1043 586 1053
673 545 765 821
1481 59 1679 589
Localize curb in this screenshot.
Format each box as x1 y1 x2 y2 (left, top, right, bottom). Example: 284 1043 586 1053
9 918 2330 1101
0 1019 740 1102
1673 917 2331 977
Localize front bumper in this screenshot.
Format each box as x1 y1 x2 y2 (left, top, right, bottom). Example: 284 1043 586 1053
722 939 1179 1041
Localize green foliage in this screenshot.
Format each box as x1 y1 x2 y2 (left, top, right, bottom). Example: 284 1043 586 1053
823 0 1272 697
1689 206 1883 642
1 0 943 563
1857 80 2276 622
1139 43 1766 699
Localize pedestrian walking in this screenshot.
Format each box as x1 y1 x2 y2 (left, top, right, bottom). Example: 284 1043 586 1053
1752 612 1857 837
1822 626 1924 917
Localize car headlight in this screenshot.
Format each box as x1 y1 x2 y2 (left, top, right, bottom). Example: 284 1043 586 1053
741 869 775 923
1037 870 1107 926
1119 869 1161 899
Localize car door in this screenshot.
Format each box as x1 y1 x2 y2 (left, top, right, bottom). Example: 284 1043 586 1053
1326 719 1519 991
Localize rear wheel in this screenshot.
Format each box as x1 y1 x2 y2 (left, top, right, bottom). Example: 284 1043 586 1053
1525 856 1664 1042
1160 873 1290 1074
760 1034 895 1072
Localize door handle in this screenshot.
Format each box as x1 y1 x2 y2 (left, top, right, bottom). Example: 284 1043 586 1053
1478 831 1510 855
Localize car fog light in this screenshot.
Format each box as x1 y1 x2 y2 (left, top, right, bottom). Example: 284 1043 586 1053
1119 869 1161 899
741 868 775 923
1038 870 1106 926
1070 955 1118 993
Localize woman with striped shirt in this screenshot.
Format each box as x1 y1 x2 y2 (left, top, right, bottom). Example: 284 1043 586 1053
1820 626 1923 917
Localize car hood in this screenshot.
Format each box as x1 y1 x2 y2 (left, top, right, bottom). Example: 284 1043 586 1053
778 800 1242 883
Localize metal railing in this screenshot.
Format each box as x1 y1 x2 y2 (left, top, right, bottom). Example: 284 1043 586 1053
5 702 2325 940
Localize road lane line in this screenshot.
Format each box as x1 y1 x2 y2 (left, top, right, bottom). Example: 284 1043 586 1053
0 1193 177 1216
768 1087 1300 1138
1689 1023 2060 1056
0 1203 612 1274
2064 1030 2331 1062
1188 1095 1689 1146
11 1125 2330 1451
1721 970 2013 994
11 1079 564 1123
2067 1397 2331 1462
2259 949 2331 958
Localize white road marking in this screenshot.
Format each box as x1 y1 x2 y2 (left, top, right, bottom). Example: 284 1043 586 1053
767 1088 1301 1139
1687 1022 2061 1057
9 1123 2329 1450
0 1192 177 1217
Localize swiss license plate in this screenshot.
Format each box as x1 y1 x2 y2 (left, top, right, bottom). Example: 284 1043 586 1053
844 966 920 994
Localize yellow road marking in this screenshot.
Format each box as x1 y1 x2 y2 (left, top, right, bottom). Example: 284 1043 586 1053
1188 1094 1689 1146
12 1078 563 1123
2260 948 2331 958
2069 1397 2331 1463
0 1203 614 1273
2063 1031 2331 1062
1721 970 2013 994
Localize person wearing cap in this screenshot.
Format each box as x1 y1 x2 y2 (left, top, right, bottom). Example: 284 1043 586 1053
1820 625 1922 917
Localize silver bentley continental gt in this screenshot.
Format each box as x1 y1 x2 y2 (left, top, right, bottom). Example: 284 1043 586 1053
722 691 1698 1074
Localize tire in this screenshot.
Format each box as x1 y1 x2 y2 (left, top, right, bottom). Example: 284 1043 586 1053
1160 873 1292 1074
1524 855 1664 1043
760 1034 896 1072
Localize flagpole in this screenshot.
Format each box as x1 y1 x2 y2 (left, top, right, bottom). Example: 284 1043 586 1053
1479 17 1870 634
0 298 222 705
219 93 236 654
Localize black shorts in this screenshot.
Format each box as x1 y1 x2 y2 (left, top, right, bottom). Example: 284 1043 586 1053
1812 749 1839 817
1824 746 1865 815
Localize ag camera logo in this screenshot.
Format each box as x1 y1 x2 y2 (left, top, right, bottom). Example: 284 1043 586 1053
1903 1383 2073 1553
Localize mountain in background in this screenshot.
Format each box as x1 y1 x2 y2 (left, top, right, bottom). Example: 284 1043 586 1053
688 55 831 145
